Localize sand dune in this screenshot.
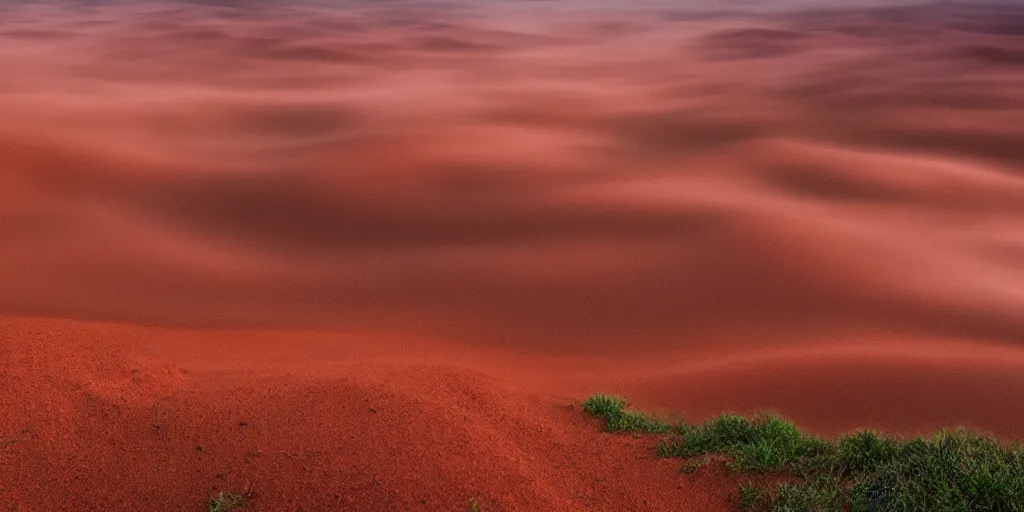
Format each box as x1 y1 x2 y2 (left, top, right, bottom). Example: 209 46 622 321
2 0 1024 508
4 315 1024 508
0 316 740 511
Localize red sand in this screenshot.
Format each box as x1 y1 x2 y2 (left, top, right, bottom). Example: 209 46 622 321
2 0 1024 509
0 315 742 511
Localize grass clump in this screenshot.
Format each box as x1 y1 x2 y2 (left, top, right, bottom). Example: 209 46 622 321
769 478 843 512
581 395 669 434
739 483 767 509
830 430 901 476
583 394 1024 512
659 413 826 473
843 430 1024 512
208 491 249 512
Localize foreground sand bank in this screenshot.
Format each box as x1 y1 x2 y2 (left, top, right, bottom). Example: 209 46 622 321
4 316 1024 510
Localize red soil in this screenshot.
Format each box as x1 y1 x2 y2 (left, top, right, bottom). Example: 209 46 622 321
2 1 1024 509
0 316 741 511
5 315 1024 510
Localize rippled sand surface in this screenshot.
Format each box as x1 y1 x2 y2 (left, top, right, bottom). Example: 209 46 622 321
2 1 1024 437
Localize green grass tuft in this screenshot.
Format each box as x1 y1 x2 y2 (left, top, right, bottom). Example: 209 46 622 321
681 457 711 474
831 430 901 476
584 394 1024 512
739 483 767 510
581 395 669 434
770 478 843 512
658 413 826 473
208 491 249 512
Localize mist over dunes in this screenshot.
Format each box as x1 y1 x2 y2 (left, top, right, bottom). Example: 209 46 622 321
2 0 1024 438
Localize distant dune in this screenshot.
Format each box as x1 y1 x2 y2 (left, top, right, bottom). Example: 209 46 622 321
1 0 1023 509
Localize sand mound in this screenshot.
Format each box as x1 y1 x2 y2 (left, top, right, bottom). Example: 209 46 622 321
5 316 1024 510
0 316 737 511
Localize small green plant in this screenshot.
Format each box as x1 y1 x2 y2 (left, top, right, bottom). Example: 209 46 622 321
738 483 766 510
581 395 669 434
681 457 710 474
208 491 249 512
658 412 825 473
829 430 901 476
770 478 842 512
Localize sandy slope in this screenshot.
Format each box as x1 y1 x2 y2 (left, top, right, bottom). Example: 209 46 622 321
5 315 1024 510
0 316 740 511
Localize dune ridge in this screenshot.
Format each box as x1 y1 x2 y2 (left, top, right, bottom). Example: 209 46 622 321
5 315 1024 508
0 316 739 511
